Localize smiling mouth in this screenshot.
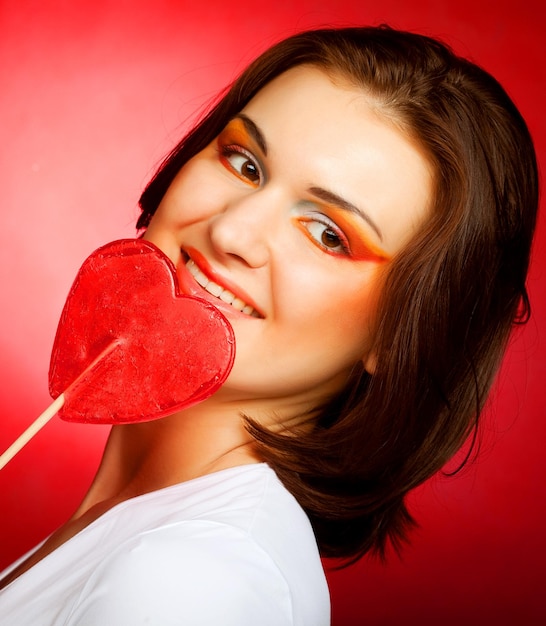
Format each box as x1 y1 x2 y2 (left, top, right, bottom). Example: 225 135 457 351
186 259 260 317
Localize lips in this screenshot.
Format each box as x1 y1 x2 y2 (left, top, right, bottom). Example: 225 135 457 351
185 259 255 315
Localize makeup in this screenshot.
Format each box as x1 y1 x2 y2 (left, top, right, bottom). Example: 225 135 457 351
294 205 390 263
217 118 263 187
219 116 390 263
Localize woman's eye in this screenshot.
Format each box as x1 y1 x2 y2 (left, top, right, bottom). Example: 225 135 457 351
220 147 261 186
301 218 350 255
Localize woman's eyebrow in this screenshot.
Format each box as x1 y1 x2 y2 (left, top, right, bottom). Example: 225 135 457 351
308 186 384 242
235 114 268 155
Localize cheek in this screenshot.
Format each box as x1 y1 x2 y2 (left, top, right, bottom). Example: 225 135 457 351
286 263 384 355
158 159 228 225
342 265 385 335
345 267 384 321
327 284 378 356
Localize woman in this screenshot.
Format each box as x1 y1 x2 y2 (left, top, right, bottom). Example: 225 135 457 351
0 26 538 625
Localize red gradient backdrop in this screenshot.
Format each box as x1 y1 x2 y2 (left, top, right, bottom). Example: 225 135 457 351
1 2 544 624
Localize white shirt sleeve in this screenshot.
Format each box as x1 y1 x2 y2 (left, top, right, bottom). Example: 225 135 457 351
65 521 295 626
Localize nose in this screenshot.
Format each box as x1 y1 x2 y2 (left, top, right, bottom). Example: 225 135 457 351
208 189 281 268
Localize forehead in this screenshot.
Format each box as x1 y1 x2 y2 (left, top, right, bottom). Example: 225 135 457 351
240 65 434 254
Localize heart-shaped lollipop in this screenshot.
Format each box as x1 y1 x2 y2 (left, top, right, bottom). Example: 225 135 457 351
48 238 235 424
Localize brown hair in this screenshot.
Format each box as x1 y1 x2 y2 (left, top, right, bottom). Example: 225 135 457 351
138 27 539 562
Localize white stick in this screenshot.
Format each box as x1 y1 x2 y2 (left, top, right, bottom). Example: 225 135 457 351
0 393 66 470
0 339 120 471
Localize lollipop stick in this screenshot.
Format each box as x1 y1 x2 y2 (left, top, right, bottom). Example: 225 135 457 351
0 339 120 471
0 394 66 470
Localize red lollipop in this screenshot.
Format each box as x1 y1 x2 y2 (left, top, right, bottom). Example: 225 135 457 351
0 239 235 467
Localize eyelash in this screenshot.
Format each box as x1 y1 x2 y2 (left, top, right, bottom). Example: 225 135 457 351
297 214 351 256
219 144 263 186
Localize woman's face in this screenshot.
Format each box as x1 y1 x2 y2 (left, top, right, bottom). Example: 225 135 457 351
144 66 432 416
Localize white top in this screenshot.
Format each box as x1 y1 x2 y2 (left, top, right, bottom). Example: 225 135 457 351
0 464 330 625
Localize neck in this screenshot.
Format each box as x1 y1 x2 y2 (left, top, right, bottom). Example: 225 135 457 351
74 400 260 518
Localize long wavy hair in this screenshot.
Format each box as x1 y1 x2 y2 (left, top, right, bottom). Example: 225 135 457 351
137 26 539 562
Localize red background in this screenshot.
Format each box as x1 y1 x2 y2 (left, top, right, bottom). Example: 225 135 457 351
1 1 544 624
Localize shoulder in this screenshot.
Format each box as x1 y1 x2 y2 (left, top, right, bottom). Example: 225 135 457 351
68 520 295 625
66 465 329 625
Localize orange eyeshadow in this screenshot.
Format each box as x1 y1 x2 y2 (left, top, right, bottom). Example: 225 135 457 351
218 118 252 149
294 205 390 263
326 207 390 262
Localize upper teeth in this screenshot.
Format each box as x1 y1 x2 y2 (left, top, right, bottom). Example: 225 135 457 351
186 259 257 316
